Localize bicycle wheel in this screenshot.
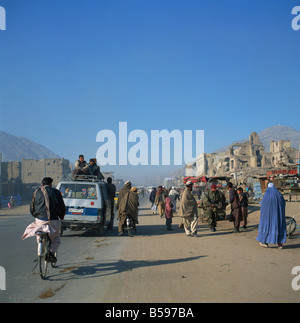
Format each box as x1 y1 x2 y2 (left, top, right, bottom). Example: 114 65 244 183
286 216 296 238
38 236 48 279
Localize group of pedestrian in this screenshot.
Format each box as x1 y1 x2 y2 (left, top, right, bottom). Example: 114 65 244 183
225 181 286 249
149 186 180 231
21 172 288 265
198 181 247 233
199 180 287 248
148 181 249 236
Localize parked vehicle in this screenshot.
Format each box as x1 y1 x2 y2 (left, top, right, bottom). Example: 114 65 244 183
56 175 113 236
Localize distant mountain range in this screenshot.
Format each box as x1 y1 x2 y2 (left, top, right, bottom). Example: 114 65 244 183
0 130 60 162
214 125 300 153
0 125 299 165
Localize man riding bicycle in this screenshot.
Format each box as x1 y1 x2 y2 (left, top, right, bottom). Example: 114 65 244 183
22 177 65 263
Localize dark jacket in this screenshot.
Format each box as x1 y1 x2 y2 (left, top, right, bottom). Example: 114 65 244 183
30 186 66 220
239 193 248 207
149 188 157 203
106 183 116 201
229 188 240 209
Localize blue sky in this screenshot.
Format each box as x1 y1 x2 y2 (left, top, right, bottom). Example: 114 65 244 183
1 0 300 184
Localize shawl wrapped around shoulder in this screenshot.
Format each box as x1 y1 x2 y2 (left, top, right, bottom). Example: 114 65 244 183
22 186 55 240
179 188 198 218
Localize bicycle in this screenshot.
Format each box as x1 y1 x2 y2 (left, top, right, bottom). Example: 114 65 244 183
286 216 300 239
35 232 56 279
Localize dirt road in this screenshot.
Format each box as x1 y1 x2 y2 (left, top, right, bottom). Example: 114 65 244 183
0 198 299 303
100 199 300 303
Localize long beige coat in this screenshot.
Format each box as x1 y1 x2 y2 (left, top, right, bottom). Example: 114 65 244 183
117 187 139 232
179 188 198 218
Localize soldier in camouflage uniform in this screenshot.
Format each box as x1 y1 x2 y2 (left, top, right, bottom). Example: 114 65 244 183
201 184 222 232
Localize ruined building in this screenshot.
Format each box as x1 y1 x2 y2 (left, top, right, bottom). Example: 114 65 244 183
21 158 72 185
0 157 72 201
185 132 299 181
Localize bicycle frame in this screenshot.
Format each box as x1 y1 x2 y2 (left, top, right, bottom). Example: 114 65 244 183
36 232 54 279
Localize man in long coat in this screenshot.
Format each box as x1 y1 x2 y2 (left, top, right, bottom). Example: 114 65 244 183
117 181 139 236
154 186 166 218
227 182 242 233
179 181 198 237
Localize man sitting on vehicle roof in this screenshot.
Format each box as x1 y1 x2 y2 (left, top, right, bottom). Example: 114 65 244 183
88 158 105 180
73 154 90 176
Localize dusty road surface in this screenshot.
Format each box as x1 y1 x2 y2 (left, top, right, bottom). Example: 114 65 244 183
0 197 299 303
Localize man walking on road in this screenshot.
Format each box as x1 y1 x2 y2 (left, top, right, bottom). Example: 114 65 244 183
106 177 116 230
227 182 242 233
179 181 198 237
149 187 157 213
155 186 166 218
237 187 248 230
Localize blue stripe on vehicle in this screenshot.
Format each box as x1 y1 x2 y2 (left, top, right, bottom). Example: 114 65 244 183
67 207 98 216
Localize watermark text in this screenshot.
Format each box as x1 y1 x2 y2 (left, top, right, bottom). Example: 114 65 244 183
292 6 300 30
0 266 6 290
292 266 300 291
96 122 204 166
0 6 6 30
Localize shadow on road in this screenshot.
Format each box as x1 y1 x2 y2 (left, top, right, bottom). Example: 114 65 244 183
48 255 207 282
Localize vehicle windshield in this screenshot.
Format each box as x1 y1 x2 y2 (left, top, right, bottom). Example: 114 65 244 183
59 183 97 199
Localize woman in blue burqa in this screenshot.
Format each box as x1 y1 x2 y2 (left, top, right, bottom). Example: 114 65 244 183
256 183 286 249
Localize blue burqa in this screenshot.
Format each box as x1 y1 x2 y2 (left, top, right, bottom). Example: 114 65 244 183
256 183 286 244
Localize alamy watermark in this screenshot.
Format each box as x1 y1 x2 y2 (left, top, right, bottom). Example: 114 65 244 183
0 266 6 290
96 122 204 166
0 6 6 30
1 5 300 32
292 6 300 30
292 266 300 291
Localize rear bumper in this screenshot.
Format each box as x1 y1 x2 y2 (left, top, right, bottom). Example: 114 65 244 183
61 219 104 230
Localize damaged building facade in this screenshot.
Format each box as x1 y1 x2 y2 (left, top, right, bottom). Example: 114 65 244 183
185 132 299 182
0 157 72 203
